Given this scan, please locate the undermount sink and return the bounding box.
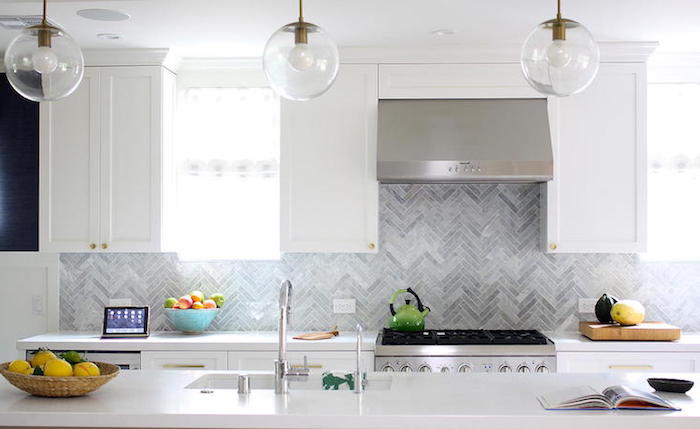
[185,372,392,391]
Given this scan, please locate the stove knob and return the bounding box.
[400,365,413,372]
[517,365,531,373]
[440,367,450,373]
[418,365,432,373]
[536,365,550,373]
[498,365,512,373]
[457,364,472,373]
[381,364,395,372]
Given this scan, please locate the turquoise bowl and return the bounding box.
[164,309,219,334]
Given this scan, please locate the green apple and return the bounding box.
[163,297,178,308]
[209,293,225,308]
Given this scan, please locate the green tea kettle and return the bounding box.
[388,288,430,332]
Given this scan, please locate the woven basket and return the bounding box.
[0,361,120,397]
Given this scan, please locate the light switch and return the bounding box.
[32,295,44,316]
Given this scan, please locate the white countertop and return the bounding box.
[19,331,700,354]
[1,370,698,429]
[548,332,700,352]
[17,331,378,352]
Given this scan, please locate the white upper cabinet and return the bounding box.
[40,66,175,252]
[543,63,647,253]
[280,64,379,253]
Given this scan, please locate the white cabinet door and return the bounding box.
[40,69,101,252]
[99,67,163,252]
[544,63,647,253]
[557,352,700,373]
[141,351,228,370]
[228,351,374,373]
[281,64,379,253]
[40,66,173,253]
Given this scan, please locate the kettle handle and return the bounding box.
[389,288,429,316]
[388,288,407,316]
[406,287,428,312]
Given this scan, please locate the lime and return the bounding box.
[61,350,84,364]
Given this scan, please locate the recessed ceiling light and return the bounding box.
[77,9,130,22]
[431,28,456,39]
[97,33,121,40]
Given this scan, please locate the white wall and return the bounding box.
[0,253,58,361]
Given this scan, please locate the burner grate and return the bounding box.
[381,328,549,346]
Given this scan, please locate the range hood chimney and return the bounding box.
[377,99,553,183]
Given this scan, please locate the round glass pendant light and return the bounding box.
[263,0,339,101]
[4,0,84,102]
[520,0,599,97]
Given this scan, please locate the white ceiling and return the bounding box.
[1,0,699,58]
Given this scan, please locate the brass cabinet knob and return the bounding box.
[101,243,108,250]
[89,243,96,250]
[368,243,376,250]
[549,243,557,250]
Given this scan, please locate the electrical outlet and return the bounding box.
[109,298,132,306]
[333,298,356,314]
[578,298,597,314]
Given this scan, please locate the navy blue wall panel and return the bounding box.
[0,74,39,251]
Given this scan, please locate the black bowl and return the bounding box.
[647,378,694,393]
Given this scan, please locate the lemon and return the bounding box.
[31,350,57,368]
[611,300,646,326]
[73,362,100,377]
[43,359,73,377]
[8,360,32,374]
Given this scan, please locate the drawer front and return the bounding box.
[228,351,374,373]
[557,352,700,373]
[141,351,228,370]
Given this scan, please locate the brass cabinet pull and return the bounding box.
[162,364,205,369]
[89,243,96,250]
[101,243,108,250]
[291,364,323,369]
[368,243,376,250]
[609,365,654,371]
[549,243,557,250]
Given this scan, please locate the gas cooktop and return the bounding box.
[380,329,550,346]
[374,329,556,373]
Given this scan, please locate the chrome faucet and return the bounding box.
[274,280,309,393]
[355,323,364,394]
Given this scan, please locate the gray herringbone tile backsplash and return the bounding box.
[60,184,700,332]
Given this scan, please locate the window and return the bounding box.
[172,84,280,260]
[645,83,700,260]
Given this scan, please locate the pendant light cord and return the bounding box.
[298,0,304,23]
[42,0,48,25]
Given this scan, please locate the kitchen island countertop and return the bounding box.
[0,370,698,429]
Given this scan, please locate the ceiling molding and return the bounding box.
[83,48,176,71]
[338,41,659,64]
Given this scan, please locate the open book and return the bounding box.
[538,385,680,411]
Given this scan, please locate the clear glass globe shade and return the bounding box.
[520,19,600,97]
[4,25,84,102]
[263,22,339,101]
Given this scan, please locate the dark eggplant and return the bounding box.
[595,293,618,323]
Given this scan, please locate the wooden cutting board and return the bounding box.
[579,321,681,341]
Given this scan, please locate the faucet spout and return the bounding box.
[275,280,293,394]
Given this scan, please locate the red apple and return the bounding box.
[202,299,216,309]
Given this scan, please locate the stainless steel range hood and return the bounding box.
[377,99,553,183]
